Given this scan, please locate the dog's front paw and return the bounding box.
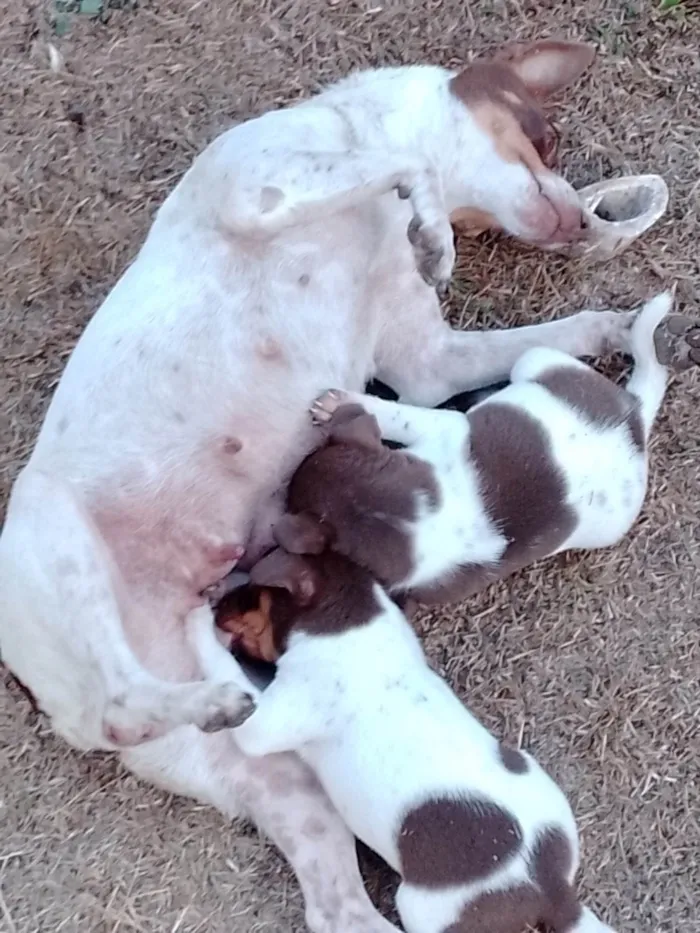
[310,389,347,425]
[407,214,455,299]
[198,685,257,733]
[654,315,700,372]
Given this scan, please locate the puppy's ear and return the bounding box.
[250,548,318,607]
[273,512,332,555]
[493,40,596,99]
[329,405,382,450]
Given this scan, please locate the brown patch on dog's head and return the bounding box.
[287,404,440,591]
[215,585,288,663]
[448,40,595,244]
[451,39,595,178]
[219,509,385,660]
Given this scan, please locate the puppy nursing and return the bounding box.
[211,523,614,933]
[300,292,672,605]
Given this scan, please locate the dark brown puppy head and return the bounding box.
[287,404,439,590]
[215,512,381,662]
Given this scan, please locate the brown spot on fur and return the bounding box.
[398,796,522,888]
[413,403,577,605]
[499,742,529,774]
[444,884,543,933]
[450,62,558,170]
[259,185,284,213]
[287,405,439,590]
[222,436,243,455]
[443,827,581,933]
[537,365,645,453]
[302,816,327,839]
[531,827,581,930]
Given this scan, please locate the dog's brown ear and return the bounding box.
[329,405,382,450]
[250,548,318,606]
[493,40,596,100]
[273,512,331,556]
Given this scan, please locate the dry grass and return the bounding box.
[1,1,699,931]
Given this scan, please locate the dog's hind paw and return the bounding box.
[654,315,700,371]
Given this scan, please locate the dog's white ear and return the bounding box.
[495,40,596,99]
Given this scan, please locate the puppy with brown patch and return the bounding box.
[301,293,675,604]
[193,517,617,933]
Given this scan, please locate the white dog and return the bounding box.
[192,524,617,933]
[2,38,697,931]
[291,292,674,604]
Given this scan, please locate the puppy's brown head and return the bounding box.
[288,404,439,590]
[216,512,381,661]
[447,38,595,246]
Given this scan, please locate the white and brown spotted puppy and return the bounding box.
[219,515,617,933]
[299,292,674,605]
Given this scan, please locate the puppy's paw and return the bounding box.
[310,389,347,425]
[407,213,455,298]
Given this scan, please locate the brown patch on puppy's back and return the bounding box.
[412,402,577,605]
[537,365,644,452]
[398,796,522,888]
[442,826,580,933]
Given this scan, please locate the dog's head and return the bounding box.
[288,404,438,590]
[215,511,380,661]
[447,38,595,248]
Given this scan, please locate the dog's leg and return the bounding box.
[4,469,256,748]
[122,732,398,933]
[234,678,326,757]
[238,753,399,933]
[377,296,641,406]
[312,389,465,447]
[222,151,454,291]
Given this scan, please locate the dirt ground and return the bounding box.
[1,1,699,931]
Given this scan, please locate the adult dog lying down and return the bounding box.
[2,38,699,933]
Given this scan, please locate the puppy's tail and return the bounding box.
[625,290,673,442]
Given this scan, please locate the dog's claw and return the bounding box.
[406,214,455,293]
[310,389,345,425]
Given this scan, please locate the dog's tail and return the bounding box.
[625,290,673,442]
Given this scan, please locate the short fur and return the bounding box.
[192,538,618,933]
[298,293,673,604]
[1,39,695,931]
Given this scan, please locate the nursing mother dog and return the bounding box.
[2,36,698,933]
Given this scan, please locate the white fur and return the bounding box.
[333,292,672,596]
[223,587,615,933]
[0,59,639,932]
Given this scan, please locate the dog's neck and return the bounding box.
[305,65,478,213]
